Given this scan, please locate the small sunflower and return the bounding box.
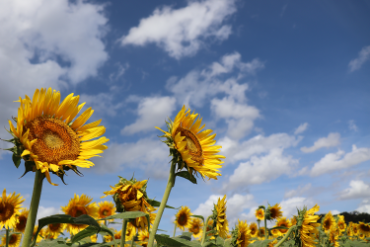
[61,194,98,235]
[358,222,370,237]
[290,215,297,226]
[329,225,339,247]
[7,88,109,186]
[346,222,353,237]
[45,223,65,239]
[206,218,214,236]
[97,201,116,222]
[276,217,292,235]
[337,216,346,233]
[33,225,45,243]
[175,206,192,231]
[299,204,320,247]
[270,227,280,238]
[156,106,225,180]
[213,195,229,238]
[138,230,150,247]
[1,233,22,247]
[14,207,29,233]
[188,218,203,239]
[268,204,283,220]
[248,222,258,238]
[255,208,264,221]
[322,212,335,233]
[267,239,278,247]
[235,220,251,247]
[257,227,265,240]
[351,223,359,236]
[0,188,25,230]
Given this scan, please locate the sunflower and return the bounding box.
[7,88,109,186]
[0,189,25,230]
[299,204,320,247]
[346,222,353,237]
[1,233,22,247]
[206,218,214,236]
[61,194,98,235]
[174,206,192,231]
[138,230,150,247]
[188,218,203,239]
[214,195,229,238]
[358,222,370,237]
[248,222,258,238]
[255,208,264,221]
[14,207,28,233]
[268,204,283,220]
[156,106,225,180]
[270,227,280,238]
[329,225,339,247]
[351,223,359,236]
[322,212,335,233]
[337,216,346,234]
[290,216,297,226]
[114,222,136,242]
[267,239,278,247]
[33,225,45,243]
[97,201,116,223]
[235,220,251,247]
[257,227,266,240]
[90,234,98,243]
[276,217,292,235]
[45,223,65,239]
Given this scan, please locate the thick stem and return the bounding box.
[120,219,127,247]
[21,170,44,247]
[200,215,212,246]
[173,223,177,237]
[147,162,176,247]
[6,228,9,247]
[274,226,296,247]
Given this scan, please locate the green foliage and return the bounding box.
[155,234,202,247]
[147,198,177,209]
[249,239,273,247]
[175,171,197,184]
[71,225,113,244]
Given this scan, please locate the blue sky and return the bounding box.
[0,0,370,235]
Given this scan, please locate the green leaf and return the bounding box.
[12,153,21,168]
[71,225,114,243]
[269,226,289,230]
[175,171,197,184]
[191,215,205,222]
[249,239,273,247]
[147,198,177,209]
[223,238,232,247]
[215,236,224,246]
[99,211,150,232]
[155,234,202,247]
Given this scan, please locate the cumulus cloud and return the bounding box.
[37,206,63,221]
[121,96,176,135]
[80,92,125,118]
[121,0,236,59]
[284,183,311,198]
[301,133,340,153]
[348,45,370,72]
[280,197,315,218]
[357,199,370,214]
[338,180,370,200]
[221,148,299,192]
[294,122,308,135]
[310,145,370,176]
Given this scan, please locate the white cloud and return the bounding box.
[348,45,370,72]
[121,96,176,135]
[338,180,370,200]
[331,210,340,215]
[284,183,311,198]
[37,206,63,221]
[357,199,370,214]
[91,138,170,179]
[121,0,236,59]
[109,63,129,81]
[348,120,358,132]
[294,122,308,135]
[280,197,314,218]
[80,92,125,118]
[301,133,340,153]
[221,148,299,192]
[310,145,370,176]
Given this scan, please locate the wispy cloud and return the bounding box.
[348,45,370,72]
[294,122,308,135]
[348,120,358,132]
[301,133,340,153]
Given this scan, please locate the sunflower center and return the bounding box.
[250,226,256,235]
[9,234,17,244]
[178,213,188,226]
[177,127,203,163]
[16,215,27,231]
[0,202,15,222]
[102,209,109,216]
[324,220,331,229]
[25,117,80,165]
[70,206,87,218]
[49,223,61,231]
[278,222,288,233]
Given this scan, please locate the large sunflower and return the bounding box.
[276,217,292,235]
[268,204,283,220]
[174,206,192,231]
[8,88,109,186]
[45,223,65,239]
[299,204,320,247]
[236,220,251,247]
[214,195,229,238]
[1,233,22,247]
[358,222,370,237]
[61,194,98,235]
[322,212,335,233]
[188,218,203,239]
[255,208,264,221]
[14,207,29,233]
[97,201,116,223]
[0,189,25,230]
[248,222,258,238]
[156,106,225,180]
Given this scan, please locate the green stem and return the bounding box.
[130,233,137,247]
[264,212,268,240]
[6,228,9,247]
[21,170,44,247]
[120,219,127,247]
[274,226,296,247]
[201,215,212,246]
[173,223,177,237]
[147,162,176,247]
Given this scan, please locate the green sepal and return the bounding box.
[175,171,197,184]
[147,198,177,209]
[19,161,35,178]
[12,152,22,168]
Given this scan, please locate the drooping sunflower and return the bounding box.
[299,204,320,247]
[268,204,283,220]
[97,201,116,223]
[156,106,225,180]
[14,207,29,233]
[358,221,370,237]
[322,212,335,233]
[248,222,258,238]
[188,218,203,239]
[44,223,65,239]
[276,217,292,235]
[0,188,25,230]
[1,233,22,247]
[214,195,229,238]
[255,208,264,221]
[175,206,192,231]
[61,194,98,235]
[138,230,150,247]
[7,88,109,186]
[235,220,251,247]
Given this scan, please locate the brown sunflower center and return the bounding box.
[0,202,15,222]
[16,215,27,231]
[178,213,188,226]
[102,209,109,216]
[324,219,331,229]
[278,222,288,233]
[250,226,257,235]
[70,206,87,217]
[49,223,61,232]
[25,117,80,164]
[177,127,203,163]
[9,234,17,244]
[338,222,345,229]
[270,208,279,218]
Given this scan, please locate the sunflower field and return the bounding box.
[0,88,369,247]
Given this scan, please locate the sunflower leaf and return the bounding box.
[269,226,289,230]
[191,215,205,222]
[248,239,273,247]
[72,225,114,244]
[175,171,197,184]
[155,234,202,247]
[99,211,150,232]
[12,152,21,168]
[147,198,177,209]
